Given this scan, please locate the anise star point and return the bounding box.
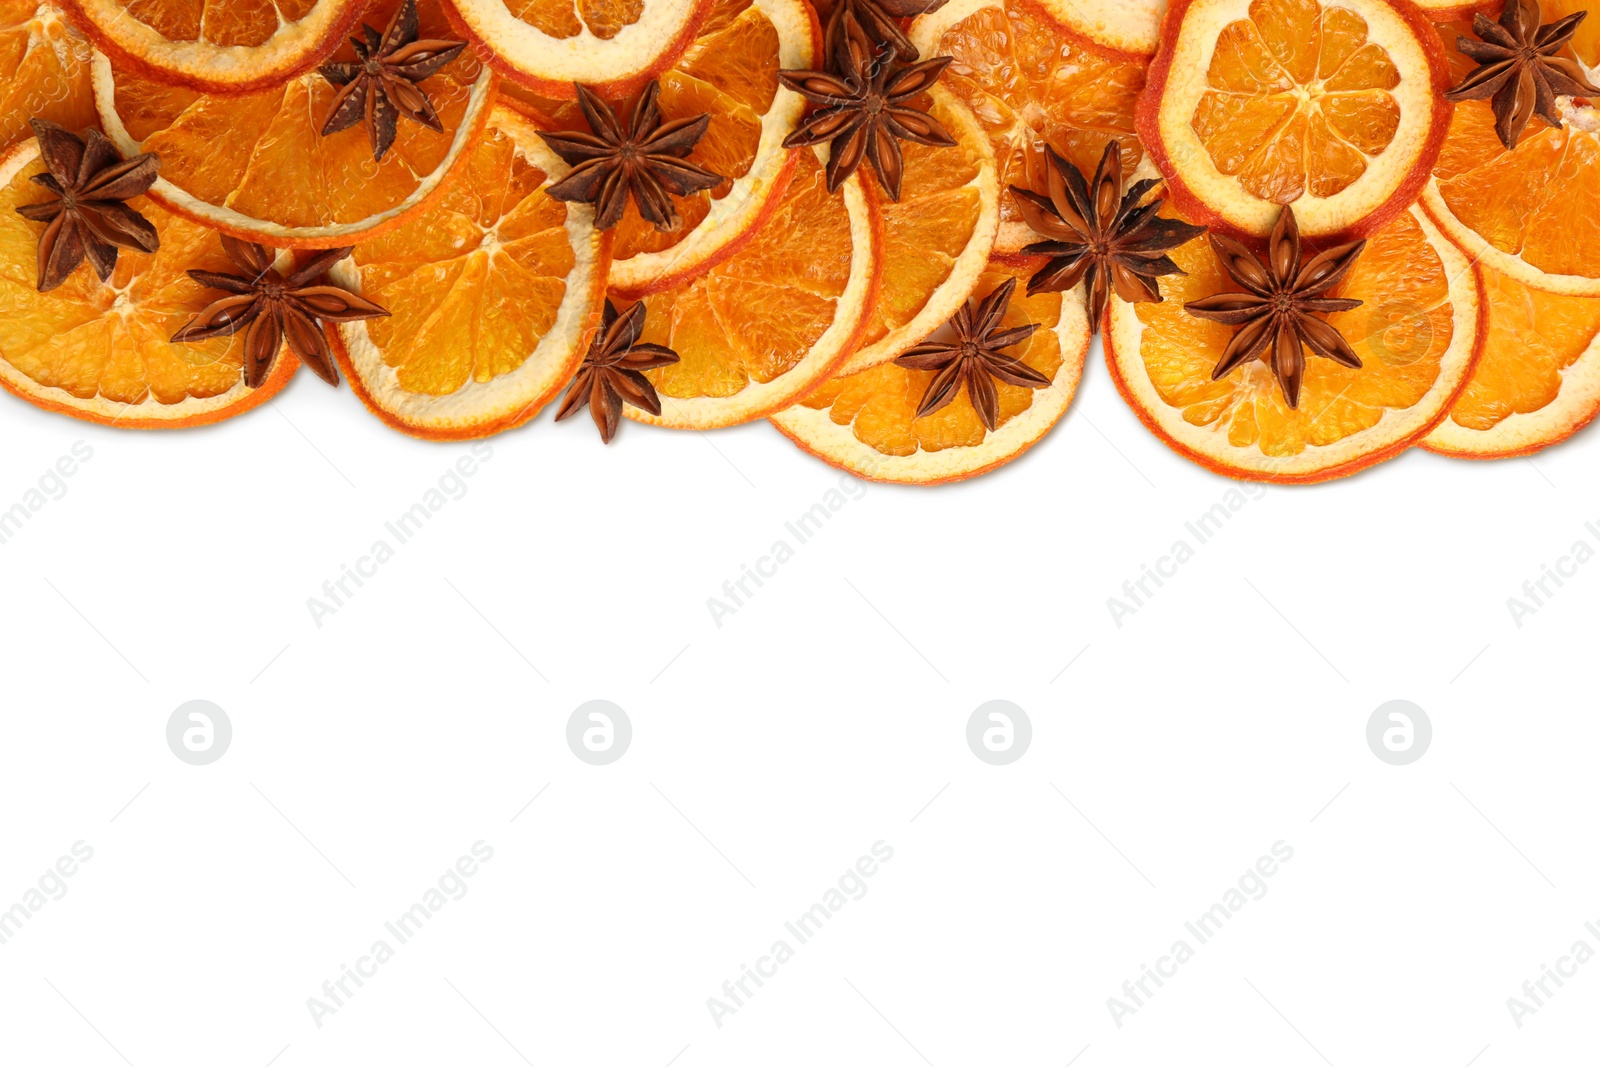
[779,15,955,201]
[1445,0,1600,151]
[16,119,160,292]
[318,0,467,163]
[1009,139,1207,331]
[538,82,725,233]
[893,276,1050,431]
[171,236,389,388]
[1184,206,1366,410]
[555,299,681,443]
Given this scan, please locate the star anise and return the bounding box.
[16,119,159,292]
[820,0,947,65]
[1010,140,1206,332]
[171,237,389,388]
[779,15,954,200]
[1184,206,1365,409]
[538,82,724,233]
[893,277,1049,430]
[1445,0,1600,151]
[554,299,681,442]
[318,0,466,162]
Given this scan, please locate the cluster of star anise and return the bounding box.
[778,0,956,200]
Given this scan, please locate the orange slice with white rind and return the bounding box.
[442,0,714,98]
[1036,0,1165,56]
[1105,201,1484,482]
[91,0,495,248]
[1420,14,1600,296]
[622,146,880,429]
[58,0,363,93]
[836,84,997,375]
[909,0,1148,255]
[327,105,609,440]
[1137,0,1452,240]
[771,259,1090,484]
[501,0,815,295]
[1422,265,1600,458]
[1,0,96,151]
[0,137,296,427]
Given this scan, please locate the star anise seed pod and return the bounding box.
[1445,0,1600,151]
[539,82,725,233]
[1184,206,1366,410]
[779,15,955,200]
[318,0,467,162]
[16,119,160,292]
[1010,139,1207,331]
[554,299,680,442]
[893,276,1050,430]
[171,237,390,388]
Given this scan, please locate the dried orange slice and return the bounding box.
[1036,0,1165,56]
[501,0,816,295]
[59,0,362,92]
[1105,201,1484,482]
[837,85,997,374]
[91,0,494,248]
[1,0,96,151]
[443,0,715,98]
[772,258,1089,483]
[327,105,610,439]
[621,146,880,429]
[0,136,295,426]
[909,0,1148,255]
[1421,13,1600,296]
[1138,0,1452,239]
[1422,265,1600,458]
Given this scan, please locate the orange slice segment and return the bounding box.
[59,0,362,92]
[910,0,1148,254]
[328,105,610,439]
[837,84,997,374]
[1422,264,1600,458]
[0,0,95,151]
[1105,199,1484,482]
[91,0,495,248]
[1421,16,1600,296]
[0,137,295,427]
[621,145,880,429]
[772,258,1090,484]
[1138,0,1451,239]
[442,0,715,97]
[501,0,815,295]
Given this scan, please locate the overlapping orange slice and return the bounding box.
[1423,266,1600,457]
[0,135,295,426]
[502,0,816,294]
[621,145,880,429]
[328,105,610,439]
[1421,11,1600,296]
[909,0,1148,254]
[61,0,363,92]
[0,0,96,151]
[772,258,1090,483]
[1138,0,1452,239]
[1105,200,1484,482]
[443,0,715,97]
[91,0,494,248]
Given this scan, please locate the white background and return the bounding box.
[0,334,1596,1067]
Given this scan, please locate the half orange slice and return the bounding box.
[772,258,1090,483]
[0,136,295,426]
[1105,200,1484,482]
